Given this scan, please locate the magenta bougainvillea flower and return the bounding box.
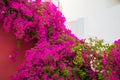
[1,0,120,80]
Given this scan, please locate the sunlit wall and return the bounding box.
[61,0,120,43]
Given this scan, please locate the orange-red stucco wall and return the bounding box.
[0,21,33,80]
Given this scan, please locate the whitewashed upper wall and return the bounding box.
[61,0,120,43]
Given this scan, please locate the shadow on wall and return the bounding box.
[65,18,85,39]
[106,0,120,7]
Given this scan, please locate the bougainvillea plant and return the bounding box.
[0,0,120,80]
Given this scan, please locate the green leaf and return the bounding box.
[98,73,105,80]
[17,39,21,50]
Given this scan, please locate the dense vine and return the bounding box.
[0,0,120,80]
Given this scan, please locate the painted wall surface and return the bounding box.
[65,18,84,39]
[0,22,33,80]
[61,0,120,43]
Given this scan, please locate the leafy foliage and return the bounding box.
[0,0,120,80]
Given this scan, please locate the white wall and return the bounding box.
[61,0,120,43]
[65,18,84,39]
[52,0,59,6]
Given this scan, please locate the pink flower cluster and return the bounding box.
[1,0,120,80]
[0,0,81,80]
[70,38,120,80]
[103,39,120,80]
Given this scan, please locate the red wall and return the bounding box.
[0,22,33,80]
